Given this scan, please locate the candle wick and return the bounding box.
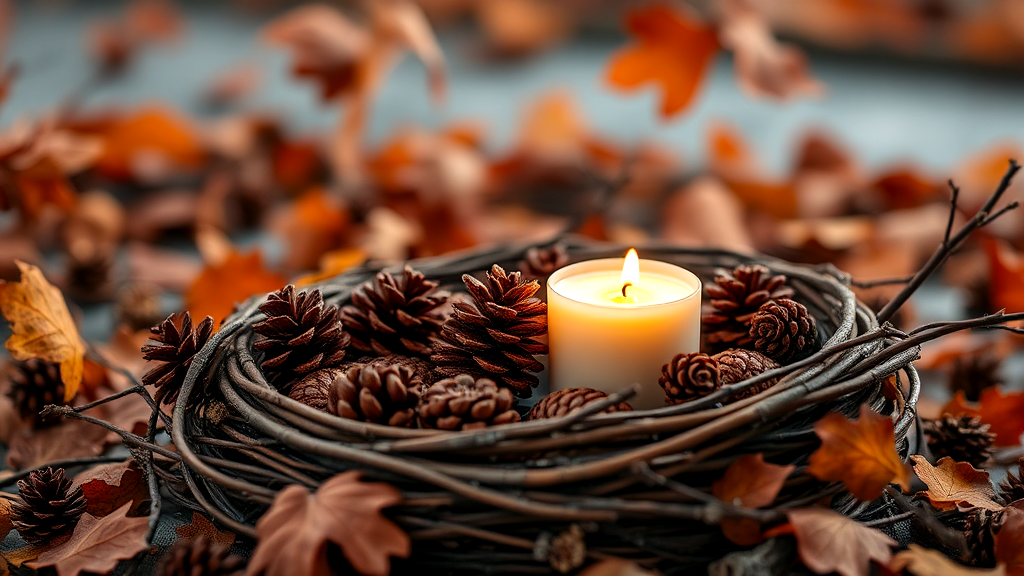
[621,282,632,298]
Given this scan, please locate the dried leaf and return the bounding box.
[576,559,658,576]
[369,0,447,104]
[707,122,798,219]
[271,188,351,272]
[5,418,107,471]
[247,471,409,576]
[203,62,261,108]
[125,0,183,44]
[986,238,1024,314]
[294,248,367,288]
[0,498,11,542]
[74,460,150,518]
[661,177,754,252]
[890,544,1003,576]
[127,242,202,292]
[943,387,1024,447]
[807,404,911,500]
[0,389,20,446]
[0,261,84,402]
[605,2,720,118]
[786,507,897,576]
[995,507,1024,576]
[184,249,287,325]
[176,512,236,549]
[910,456,1001,512]
[27,503,149,576]
[712,453,794,545]
[476,0,572,58]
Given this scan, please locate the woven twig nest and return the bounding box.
[164,237,919,574]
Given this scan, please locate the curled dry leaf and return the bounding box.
[0,261,84,402]
[176,512,236,549]
[807,404,911,501]
[711,452,795,545]
[943,387,1024,447]
[73,459,150,518]
[184,248,287,325]
[890,544,1004,576]
[26,503,149,576]
[784,507,897,576]
[247,471,409,576]
[910,456,1001,512]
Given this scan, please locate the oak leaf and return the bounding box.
[807,403,911,500]
[26,503,149,576]
[785,507,897,576]
[184,249,287,325]
[176,512,236,549]
[605,2,720,118]
[910,456,1001,512]
[712,453,795,545]
[890,544,1004,576]
[943,387,1024,447]
[74,460,150,518]
[0,261,84,402]
[995,507,1024,576]
[247,471,409,576]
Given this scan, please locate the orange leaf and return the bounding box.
[787,507,896,576]
[889,544,1002,576]
[176,512,236,549]
[476,0,572,58]
[248,471,410,576]
[712,453,794,545]
[81,105,205,181]
[0,499,11,542]
[273,188,351,272]
[184,249,287,325]
[577,559,658,576]
[986,238,1024,314]
[943,387,1024,447]
[73,460,150,518]
[605,2,719,118]
[807,404,911,500]
[26,503,149,576]
[294,248,367,288]
[910,456,1001,512]
[996,507,1024,576]
[0,261,84,402]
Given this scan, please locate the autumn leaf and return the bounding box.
[294,248,367,288]
[184,249,287,324]
[271,187,351,272]
[807,404,911,500]
[74,460,150,518]
[26,503,149,576]
[712,453,795,545]
[576,558,658,576]
[943,387,1024,447]
[785,507,897,576]
[605,2,720,118]
[476,0,572,58]
[986,238,1024,315]
[0,261,84,402]
[890,544,1004,576]
[5,418,107,471]
[247,471,409,576]
[176,512,236,549]
[0,498,11,542]
[995,507,1024,576]
[910,456,1001,512]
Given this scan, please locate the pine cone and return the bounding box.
[418,375,521,430]
[432,265,548,397]
[749,298,817,363]
[660,353,720,404]
[716,348,781,400]
[7,359,67,426]
[962,507,1004,567]
[288,367,343,411]
[329,364,422,427]
[115,282,164,332]
[999,457,1024,505]
[66,248,113,302]
[341,266,448,358]
[948,353,1002,403]
[702,264,794,353]
[545,525,586,574]
[362,354,434,388]
[157,537,245,576]
[519,244,569,279]
[526,388,633,420]
[11,467,88,545]
[923,414,995,468]
[142,312,215,405]
[253,285,350,389]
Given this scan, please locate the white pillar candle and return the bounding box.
[546,249,702,410]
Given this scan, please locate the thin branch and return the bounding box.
[0,455,127,488]
[850,275,914,289]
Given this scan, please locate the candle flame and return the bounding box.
[621,248,639,296]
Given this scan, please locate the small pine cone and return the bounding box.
[526,388,633,420]
[544,524,586,574]
[253,285,350,389]
[702,264,794,353]
[66,248,113,302]
[288,367,343,411]
[749,298,817,363]
[948,353,1002,403]
[418,375,521,431]
[115,282,164,332]
[659,353,720,404]
[519,244,569,279]
[923,414,995,468]
[11,467,88,545]
[361,354,435,390]
[715,348,781,400]
[432,265,548,397]
[142,312,215,405]
[999,457,1024,505]
[962,507,1004,567]
[157,537,245,576]
[340,266,449,358]
[329,364,422,427]
[7,359,67,426]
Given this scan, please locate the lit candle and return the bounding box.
[546,249,702,410]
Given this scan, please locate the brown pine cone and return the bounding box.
[948,353,1002,403]
[432,265,547,397]
[142,312,215,405]
[702,264,793,353]
[999,457,1024,505]
[716,348,781,400]
[341,266,449,358]
[253,285,350,389]
[526,388,633,420]
[418,375,521,430]
[7,359,67,426]
[287,367,343,411]
[545,524,586,574]
[923,414,995,468]
[329,364,422,427]
[660,352,720,404]
[749,298,817,363]
[65,247,114,302]
[115,282,165,332]
[962,507,1004,567]
[11,467,88,545]
[519,244,569,279]
[362,354,434,388]
[157,537,245,576]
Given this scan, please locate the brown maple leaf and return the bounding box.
[890,544,1003,576]
[73,460,151,518]
[943,387,1024,447]
[910,456,1001,512]
[807,404,911,501]
[184,249,287,325]
[783,507,897,576]
[247,471,409,576]
[711,452,795,545]
[605,2,720,118]
[26,503,149,576]
[0,261,84,402]
[176,512,236,549]
[995,507,1024,576]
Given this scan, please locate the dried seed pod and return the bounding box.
[749,297,817,363]
[328,364,422,427]
[659,352,720,405]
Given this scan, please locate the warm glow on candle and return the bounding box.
[621,248,639,297]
